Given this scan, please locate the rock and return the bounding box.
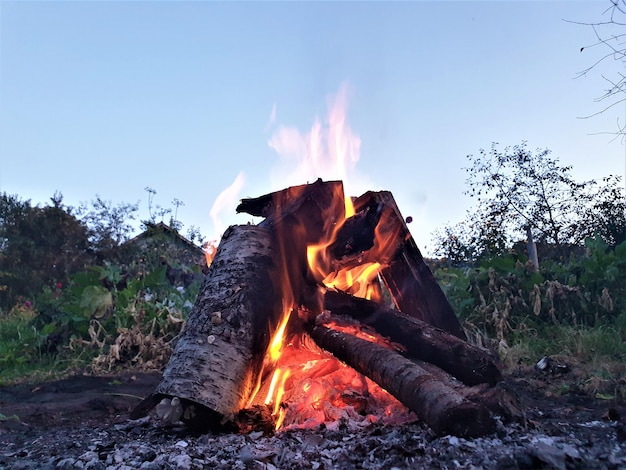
[170,453,192,469]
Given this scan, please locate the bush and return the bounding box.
[434,237,626,343]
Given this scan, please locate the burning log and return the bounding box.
[329,190,467,340]
[237,178,347,311]
[307,324,497,438]
[323,289,502,386]
[132,225,285,431]
[134,180,521,438]
[237,178,346,245]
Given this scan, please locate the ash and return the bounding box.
[1,372,625,469]
[2,416,625,470]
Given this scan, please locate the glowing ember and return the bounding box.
[245,185,412,431]
[249,329,414,431]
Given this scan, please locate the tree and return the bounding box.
[0,192,94,309]
[77,195,139,263]
[568,0,626,138]
[432,142,626,263]
[578,175,626,245]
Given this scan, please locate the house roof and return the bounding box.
[125,222,205,256]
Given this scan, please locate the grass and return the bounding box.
[498,313,626,400]
[2,294,625,403]
[0,308,91,386]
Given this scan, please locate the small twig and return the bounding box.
[102,392,146,400]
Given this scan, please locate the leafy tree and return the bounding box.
[0,192,94,309]
[77,195,139,263]
[577,175,626,246]
[433,142,625,262]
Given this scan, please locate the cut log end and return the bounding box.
[154,334,258,417]
[437,402,497,438]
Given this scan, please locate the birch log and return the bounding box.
[132,225,284,431]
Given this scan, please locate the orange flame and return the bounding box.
[267,82,362,191]
[322,262,381,300]
[202,240,218,267]
[268,308,291,363]
[242,85,416,431]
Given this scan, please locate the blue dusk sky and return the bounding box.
[1,1,624,255]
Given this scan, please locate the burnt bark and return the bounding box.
[417,361,525,425]
[307,324,497,438]
[332,190,467,340]
[132,225,284,431]
[236,178,346,246]
[324,289,502,386]
[237,178,347,311]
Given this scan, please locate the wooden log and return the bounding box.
[327,198,383,265]
[307,324,497,437]
[351,191,467,340]
[323,289,502,386]
[417,360,525,425]
[131,225,284,431]
[236,178,346,245]
[237,178,347,312]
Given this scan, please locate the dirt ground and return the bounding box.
[1,366,625,469]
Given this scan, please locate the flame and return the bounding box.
[241,84,417,432]
[263,368,290,430]
[202,240,218,267]
[345,196,355,219]
[369,207,405,265]
[246,297,295,429]
[268,308,291,363]
[268,82,363,196]
[209,172,246,241]
[322,262,381,300]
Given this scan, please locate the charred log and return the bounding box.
[132,225,284,431]
[327,198,384,263]
[416,361,525,425]
[236,178,346,245]
[307,324,497,438]
[237,178,348,311]
[354,191,465,339]
[324,289,502,386]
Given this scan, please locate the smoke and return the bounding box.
[209,171,246,240]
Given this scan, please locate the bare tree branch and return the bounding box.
[566,1,626,136]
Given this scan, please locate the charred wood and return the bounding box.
[307,324,497,438]
[417,361,525,425]
[323,289,502,386]
[236,178,346,246]
[351,191,467,340]
[327,197,384,264]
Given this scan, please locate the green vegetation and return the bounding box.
[432,237,626,400]
[430,142,626,399]
[1,147,625,403]
[0,190,205,385]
